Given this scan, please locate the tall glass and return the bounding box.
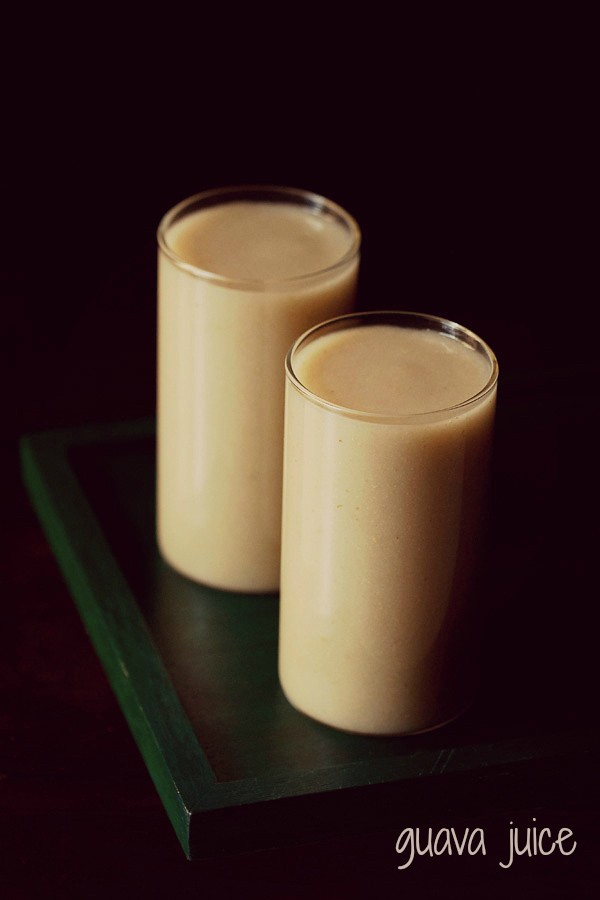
[279,311,499,735]
[157,186,360,592]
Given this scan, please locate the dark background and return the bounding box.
[2,11,598,898]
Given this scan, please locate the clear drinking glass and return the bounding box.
[156,186,360,592]
[279,310,499,735]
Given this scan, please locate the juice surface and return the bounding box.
[294,324,492,415]
[166,201,353,281]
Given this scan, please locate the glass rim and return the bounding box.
[157,184,361,290]
[285,310,499,423]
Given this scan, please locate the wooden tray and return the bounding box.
[19,414,599,859]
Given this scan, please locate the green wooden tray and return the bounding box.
[19,417,599,859]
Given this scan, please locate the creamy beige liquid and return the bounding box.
[279,321,497,735]
[157,197,359,592]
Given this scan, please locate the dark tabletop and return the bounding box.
[2,21,599,898]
